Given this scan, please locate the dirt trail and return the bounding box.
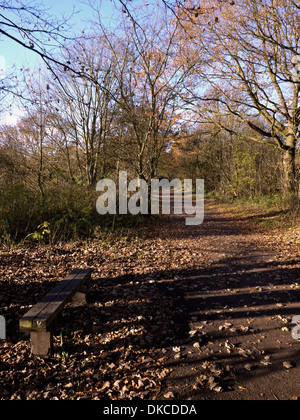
[158,201,300,400]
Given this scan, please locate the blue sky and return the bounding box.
[0,0,161,123]
[1,0,161,73]
[0,0,122,122]
[0,0,118,71]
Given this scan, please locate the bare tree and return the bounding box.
[45,37,119,187]
[0,1,77,99]
[177,0,300,198]
[0,0,112,113]
[97,4,194,182]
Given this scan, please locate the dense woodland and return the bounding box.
[1,0,300,243]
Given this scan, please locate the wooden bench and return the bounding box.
[19,268,92,356]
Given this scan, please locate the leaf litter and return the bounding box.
[0,216,210,400]
[1,204,300,400]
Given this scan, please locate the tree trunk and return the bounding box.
[282,128,297,199]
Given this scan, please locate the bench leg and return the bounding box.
[30,331,53,356]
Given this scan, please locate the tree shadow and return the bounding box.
[2,201,300,399]
[51,251,300,398]
[1,248,300,400]
[240,209,290,221]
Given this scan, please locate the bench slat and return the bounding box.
[39,270,83,301]
[32,271,91,331]
[19,269,91,332]
[19,270,80,331]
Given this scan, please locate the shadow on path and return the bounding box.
[151,204,300,400]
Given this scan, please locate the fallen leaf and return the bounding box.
[164,391,175,399]
[283,361,294,370]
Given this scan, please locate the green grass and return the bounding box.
[210,192,300,230]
